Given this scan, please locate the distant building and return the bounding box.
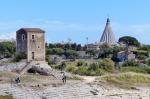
[119,42,137,50]
[86,43,100,50]
[16,28,45,62]
[117,51,136,62]
[100,18,116,46]
[77,51,86,58]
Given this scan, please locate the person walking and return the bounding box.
[15,76,20,83]
[62,72,67,83]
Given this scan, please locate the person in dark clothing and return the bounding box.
[60,62,66,71]
[62,73,67,83]
[15,77,20,83]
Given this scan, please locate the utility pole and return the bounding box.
[86,37,88,50]
[68,38,71,49]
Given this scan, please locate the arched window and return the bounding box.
[32,35,35,40]
[22,34,25,40]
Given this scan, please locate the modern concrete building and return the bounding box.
[100,18,116,45]
[16,28,45,62]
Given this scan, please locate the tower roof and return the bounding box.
[17,28,45,33]
[100,18,116,45]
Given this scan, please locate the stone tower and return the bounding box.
[100,18,116,45]
[16,28,45,62]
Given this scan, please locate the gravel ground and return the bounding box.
[0,78,150,99]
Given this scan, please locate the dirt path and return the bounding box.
[82,76,96,83]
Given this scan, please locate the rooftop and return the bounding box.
[17,28,45,33]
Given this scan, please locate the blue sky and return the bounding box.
[0,0,150,45]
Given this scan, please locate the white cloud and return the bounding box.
[0,32,16,40]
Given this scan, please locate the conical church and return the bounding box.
[100,18,116,45]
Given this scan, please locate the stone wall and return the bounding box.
[27,32,45,61]
[16,28,45,62]
[16,30,27,54]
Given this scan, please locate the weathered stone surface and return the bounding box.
[0,80,150,99]
[16,28,45,62]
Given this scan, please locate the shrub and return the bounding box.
[143,59,150,66]
[75,66,88,75]
[77,61,85,66]
[87,70,96,76]
[59,62,67,70]
[64,49,78,59]
[13,53,27,62]
[121,67,150,74]
[65,65,78,73]
[122,60,139,67]
[137,53,148,60]
[101,72,150,89]
[99,58,115,72]
[46,48,64,55]
[88,63,99,71]
[103,73,150,84]
[46,55,53,65]
[95,68,105,76]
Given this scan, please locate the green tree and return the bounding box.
[71,43,77,50]
[48,43,55,48]
[98,48,113,59]
[46,48,64,55]
[0,41,16,58]
[98,43,113,59]
[64,49,78,59]
[119,36,140,46]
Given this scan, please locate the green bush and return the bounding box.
[65,64,78,73]
[46,48,64,55]
[13,53,27,62]
[121,66,150,74]
[99,58,115,72]
[87,70,96,76]
[59,59,113,76]
[88,63,99,71]
[58,62,67,70]
[122,60,139,67]
[95,68,105,76]
[137,54,147,60]
[64,49,78,59]
[77,61,85,66]
[75,66,88,75]
[143,59,150,66]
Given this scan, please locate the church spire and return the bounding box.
[100,18,116,45]
[107,18,110,23]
